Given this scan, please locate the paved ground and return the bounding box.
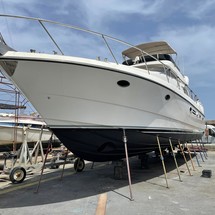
[0,150,214,215]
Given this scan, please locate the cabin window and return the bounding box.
[165,95,170,100]
[117,80,130,87]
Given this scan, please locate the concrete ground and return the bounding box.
[0,149,215,215]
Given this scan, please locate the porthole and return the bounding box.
[165,94,170,100]
[117,80,130,87]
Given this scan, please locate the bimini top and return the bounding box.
[122,41,177,60]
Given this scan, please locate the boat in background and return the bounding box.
[0,15,205,161]
[0,113,59,152]
[202,124,215,143]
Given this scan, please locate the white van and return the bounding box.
[202,124,215,143]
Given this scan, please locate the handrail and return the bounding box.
[0,14,140,59]
[0,14,200,105]
[0,14,172,69]
[38,20,64,56]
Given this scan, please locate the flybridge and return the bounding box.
[122,41,177,59]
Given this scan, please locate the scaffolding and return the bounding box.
[0,70,28,151]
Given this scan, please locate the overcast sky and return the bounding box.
[0,0,214,120]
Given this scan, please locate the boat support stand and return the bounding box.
[185,143,196,171]
[18,127,32,165]
[156,135,169,188]
[191,143,201,167]
[169,138,182,182]
[178,141,192,176]
[27,125,45,164]
[123,129,134,201]
[198,140,208,159]
[17,125,45,165]
[35,134,53,193]
[202,140,208,158]
[60,148,69,180]
[196,141,205,162]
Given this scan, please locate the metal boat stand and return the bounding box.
[178,141,192,176]
[196,141,204,162]
[198,139,208,159]
[18,126,33,165]
[0,126,49,184]
[185,143,196,171]
[35,134,53,193]
[169,138,182,182]
[27,125,45,164]
[122,129,134,201]
[156,135,169,188]
[201,142,208,159]
[35,139,86,193]
[60,148,69,180]
[203,140,208,158]
[191,143,201,167]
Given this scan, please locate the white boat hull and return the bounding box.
[3,57,204,129]
[0,55,204,160]
[0,125,52,145]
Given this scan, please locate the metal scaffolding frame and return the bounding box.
[0,70,28,151]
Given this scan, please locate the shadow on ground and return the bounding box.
[0,153,196,208]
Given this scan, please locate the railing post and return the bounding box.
[102,35,118,64]
[38,20,64,55]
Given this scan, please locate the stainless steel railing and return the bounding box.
[0,14,200,104]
